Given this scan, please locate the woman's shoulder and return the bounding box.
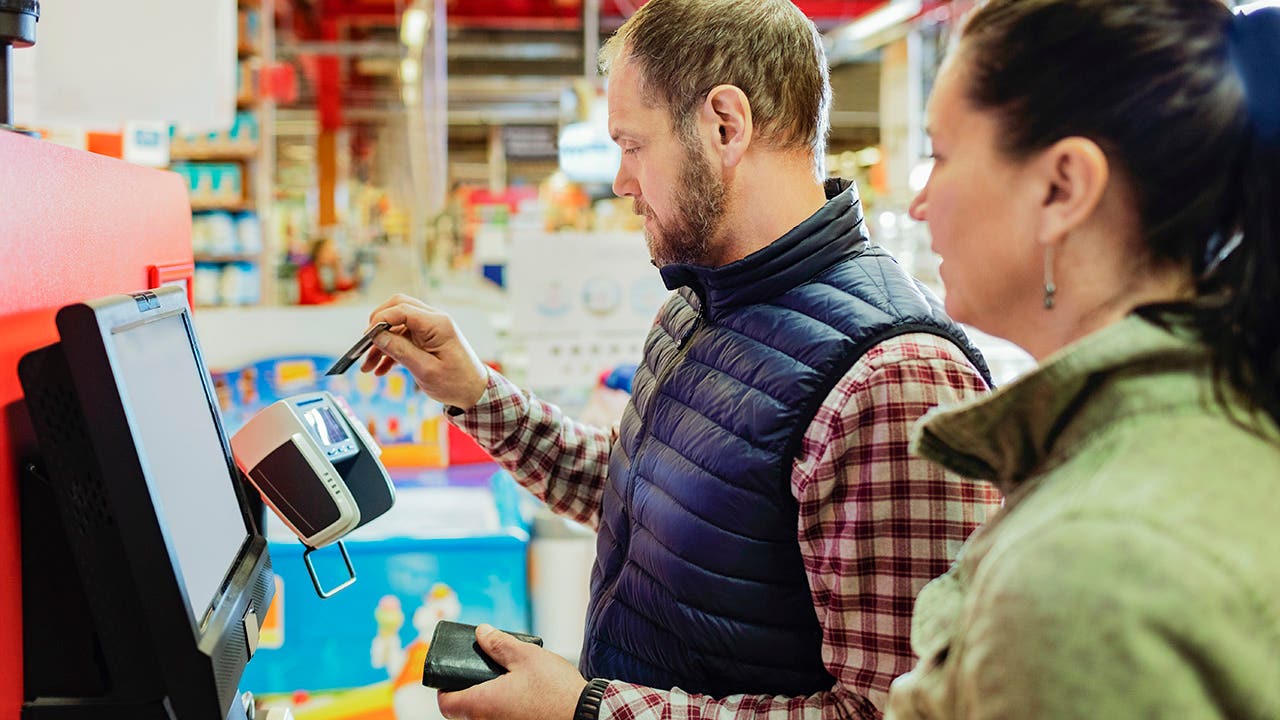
[955,506,1280,717]
[971,411,1280,622]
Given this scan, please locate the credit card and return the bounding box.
[325,322,391,375]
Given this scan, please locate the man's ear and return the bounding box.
[702,84,752,169]
[1034,136,1110,247]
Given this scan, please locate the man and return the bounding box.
[361,1,1000,718]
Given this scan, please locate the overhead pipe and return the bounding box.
[583,0,601,77]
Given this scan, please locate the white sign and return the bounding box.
[508,231,670,395]
[558,120,621,185]
[123,121,172,167]
[34,0,237,131]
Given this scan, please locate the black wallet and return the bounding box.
[421,620,543,692]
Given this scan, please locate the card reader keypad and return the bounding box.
[325,441,357,459]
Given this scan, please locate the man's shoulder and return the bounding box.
[839,332,991,398]
[858,332,983,370]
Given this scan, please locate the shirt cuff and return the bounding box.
[443,367,506,425]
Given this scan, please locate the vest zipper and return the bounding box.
[588,307,705,634]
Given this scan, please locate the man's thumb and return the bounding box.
[372,329,415,365]
[476,624,525,670]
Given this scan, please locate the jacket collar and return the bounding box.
[911,316,1245,497]
[658,178,869,320]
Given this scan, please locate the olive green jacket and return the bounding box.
[886,316,1280,719]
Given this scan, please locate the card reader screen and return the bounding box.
[304,405,350,446]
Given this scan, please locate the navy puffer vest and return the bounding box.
[579,179,991,697]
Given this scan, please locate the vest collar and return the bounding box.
[658,178,868,320]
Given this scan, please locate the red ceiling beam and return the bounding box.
[295,0,886,26]
[440,2,886,30]
[444,0,885,21]
[317,0,344,130]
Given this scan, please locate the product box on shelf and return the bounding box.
[194,259,259,306]
[236,211,263,254]
[193,210,262,258]
[239,5,262,53]
[173,162,245,208]
[211,163,245,204]
[192,211,238,256]
[171,111,260,157]
[218,262,261,305]
[238,57,260,107]
[194,263,226,306]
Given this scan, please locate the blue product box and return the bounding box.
[239,464,532,697]
[194,262,224,306]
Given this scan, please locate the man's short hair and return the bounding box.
[600,0,832,173]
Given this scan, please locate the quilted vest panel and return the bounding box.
[579,180,990,697]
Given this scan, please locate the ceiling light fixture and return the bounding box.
[825,0,923,61]
[834,0,922,43]
[400,58,420,84]
[400,7,429,50]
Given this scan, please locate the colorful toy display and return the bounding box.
[242,467,531,719]
[212,354,447,467]
[212,354,524,720]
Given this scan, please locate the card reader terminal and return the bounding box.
[232,391,395,597]
[232,391,394,544]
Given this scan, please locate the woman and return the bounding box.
[297,236,360,305]
[888,1,1280,717]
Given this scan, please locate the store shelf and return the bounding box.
[171,147,259,162]
[194,254,260,263]
[179,0,275,309]
[191,200,253,213]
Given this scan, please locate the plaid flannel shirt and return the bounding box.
[452,332,1000,720]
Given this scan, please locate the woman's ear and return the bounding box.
[702,84,752,169]
[1035,136,1110,246]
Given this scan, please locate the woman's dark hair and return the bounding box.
[959,0,1280,427]
[308,236,333,262]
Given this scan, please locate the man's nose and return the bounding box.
[613,163,636,199]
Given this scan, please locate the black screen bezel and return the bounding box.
[54,286,268,719]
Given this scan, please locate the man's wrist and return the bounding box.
[445,367,494,416]
[574,678,610,720]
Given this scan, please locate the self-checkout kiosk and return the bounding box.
[18,288,283,720]
[1,8,394,715]
[17,287,396,719]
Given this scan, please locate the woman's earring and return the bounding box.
[1043,245,1057,310]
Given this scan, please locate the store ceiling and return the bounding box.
[275,0,887,110]
[273,0,889,179]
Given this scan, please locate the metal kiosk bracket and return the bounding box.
[0,0,38,130]
[302,539,357,599]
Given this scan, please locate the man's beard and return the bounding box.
[637,137,728,267]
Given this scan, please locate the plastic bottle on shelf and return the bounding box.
[235,212,262,254]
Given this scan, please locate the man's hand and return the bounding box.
[361,294,489,410]
[436,624,588,720]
